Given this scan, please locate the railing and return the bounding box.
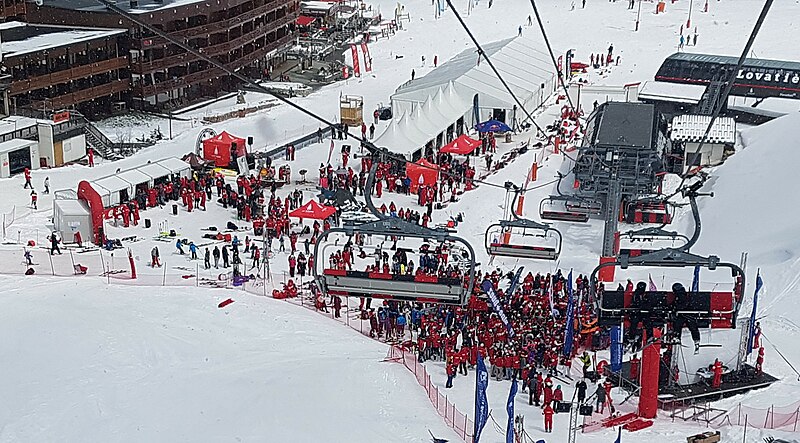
[714,401,800,431]
[10,57,129,95]
[25,79,130,110]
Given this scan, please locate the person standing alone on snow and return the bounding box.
[49,233,62,255]
[151,246,161,267]
[30,190,37,209]
[518,25,523,36]
[43,177,50,194]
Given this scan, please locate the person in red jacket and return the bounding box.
[712,359,723,388]
[543,383,553,407]
[445,356,457,388]
[542,403,554,432]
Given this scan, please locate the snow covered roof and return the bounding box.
[671,115,737,144]
[0,22,126,59]
[39,0,210,14]
[93,175,132,195]
[638,81,706,105]
[0,138,35,154]
[54,199,91,217]
[156,157,191,175]
[0,116,38,137]
[392,36,555,110]
[117,168,151,187]
[137,162,172,179]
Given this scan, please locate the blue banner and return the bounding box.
[506,267,525,302]
[482,279,515,338]
[506,378,517,443]
[610,325,622,373]
[562,270,576,358]
[747,270,763,357]
[614,426,622,443]
[691,265,700,292]
[474,353,489,443]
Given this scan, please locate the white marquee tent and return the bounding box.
[391,36,557,125]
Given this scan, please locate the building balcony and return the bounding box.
[26,78,130,110]
[9,56,129,96]
[132,12,294,75]
[135,33,293,98]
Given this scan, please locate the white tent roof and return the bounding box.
[639,81,706,105]
[423,88,453,130]
[671,115,737,144]
[54,199,91,216]
[399,111,433,149]
[93,175,132,194]
[156,157,191,175]
[392,36,555,110]
[374,114,421,157]
[138,162,172,179]
[117,169,150,187]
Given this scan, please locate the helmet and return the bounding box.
[636,281,647,290]
[672,282,686,294]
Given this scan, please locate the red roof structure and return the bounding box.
[289,200,336,220]
[406,158,439,193]
[296,15,316,26]
[202,131,247,167]
[440,134,482,155]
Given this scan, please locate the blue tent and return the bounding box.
[475,119,511,133]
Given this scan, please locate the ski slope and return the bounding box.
[0,0,799,441]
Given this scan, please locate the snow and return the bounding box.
[638,80,706,104]
[0,24,125,59]
[1,0,800,441]
[0,138,35,154]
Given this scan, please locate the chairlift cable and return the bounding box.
[93,0,523,193]
[528,0,576,114]
[443,0,547,137]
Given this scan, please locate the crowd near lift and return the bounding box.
[615,227,690,259]
[621,197,673,225]
[313,152,477,305]
[485,186,563,261]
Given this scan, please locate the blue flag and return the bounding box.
[563,270,575,358]
[473,353,489,443]
[614,426,622,443]
[506,378,517,443]
[691,265,700,292]
[747,270,763,357]
[482,279,515,337]
[610,325,622,373]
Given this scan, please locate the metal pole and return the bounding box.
[163,260,167,285]
[48,249,55,275]
[687,0,694,28]
[635,0,642,31]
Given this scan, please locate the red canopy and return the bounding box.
[202,131,247,167]
[406,158,439,193]
[440,134,482,155]
[296,15,316,26]
[289,200,336,220]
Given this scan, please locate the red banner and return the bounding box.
[351,45,361,77]
[361,42,372,73]
[557,55,563,74]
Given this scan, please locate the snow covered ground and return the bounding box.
[1,0,800,441]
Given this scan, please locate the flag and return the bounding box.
[361,42,372,72]
[691,265,700,292]
[563,270,576,358]
[327,140,335,164]
[610,325,622,373]
[482,279,515,337]
[505,378,517,443]
[473,353,489,443]
[747,270,763,357]
[614,426,622,443]
[648,274,658,291]
[350,44,361,77]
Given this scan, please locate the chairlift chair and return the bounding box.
[616,227,690,259]
[589,248,745,329]
[485,218,562,261]
[539,196,591,223]
[622,198,673,225]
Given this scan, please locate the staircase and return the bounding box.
[698,80,725,115]
[81,121,120,160]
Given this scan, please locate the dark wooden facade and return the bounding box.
[29,0,299,111]
[0,0,26,22]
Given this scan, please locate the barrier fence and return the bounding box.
[714,401,800,431]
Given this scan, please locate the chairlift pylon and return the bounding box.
[485,186,562,260]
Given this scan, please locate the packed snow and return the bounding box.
[1,0,800,441]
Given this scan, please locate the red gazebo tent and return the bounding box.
[406,158,439,193]
[289,200,336,220]
[202,131,247,167]
[440,134,482,155]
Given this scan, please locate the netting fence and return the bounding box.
[714,401,800,431]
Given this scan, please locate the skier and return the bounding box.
[679,34,685,49]
[692,31,698,46]
[43,177,50,194]
[576,378,588,403]
[189,242,198,260]
[87,147,94,167]
[24,249,33,266]
[411,69,415,80]
[433,55,438,67]
[30,190,37,209]
[204,248,211,269]
[542,403,554,432]
[518,25,522,36]
[333,295,342,318]
[595,382,606,413]
[288,254,296,277]
[23,168,32,189]
[755,347,764,375]
[752,321,762,350]
[213,246,220,268]
[445,355,457,388]
[369,123,375,139]
[222,245,230,267]
[151,246,161,267]
[176,239,185,255]
[671,282,701,353]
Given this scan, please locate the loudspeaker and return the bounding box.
[247,136,253,146]
[144,219,151,229]
[172,204,178,215]
[169,229,177,237]
[579,405,593,416]
[555,401,572,413]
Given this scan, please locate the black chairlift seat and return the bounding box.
[541,211,590,223]
[597,289,734,328]
[488,243,558,260]
[566,199,603,215]
[539,197,591,223]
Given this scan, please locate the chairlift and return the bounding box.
[616,227,690,259]
[589,249,745,329]
[484,187,563,260]
[622,197,673,225]
[539,196,592,223]
[313,155,477,305]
